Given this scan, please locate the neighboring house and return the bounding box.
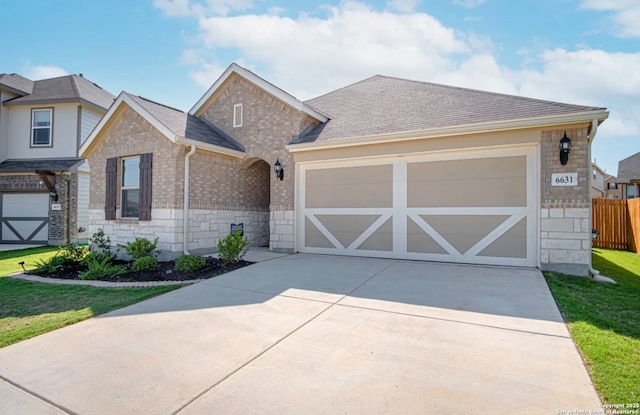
[0,73,115,245]
[591,163,606,198]
[617,152,640,199]
[604,175,622,199]
[81,63,608,276]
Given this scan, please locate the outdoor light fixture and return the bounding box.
[274,158,284,181]
[49,187,58,202]
[559,132,572,165]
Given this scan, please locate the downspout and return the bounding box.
[587,119,600,278]
[183,145,197,255]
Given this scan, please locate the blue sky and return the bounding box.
[2,0,638,174]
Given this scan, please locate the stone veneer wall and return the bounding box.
[539,125,592,276]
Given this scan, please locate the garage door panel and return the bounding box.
[300,148,536,267]
[1,193,49,243]
[407,156,527,208]
[306,165,392,208]
[407,217,449,254]
[478,218,527,259]
[305,217,335,248]
[357,217,393,252]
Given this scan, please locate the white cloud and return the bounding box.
[23,65,68,80]
[154,0,256,17]
[453,0,486,8]
[581,0,640,37]
[191,2,471,98]
[386,0,420,13]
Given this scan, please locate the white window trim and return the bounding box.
[233,103,243,128]
[121,155,140,218]
[31,108,53,147]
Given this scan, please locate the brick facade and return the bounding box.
[539,125,592,275]
[0,173,78,245]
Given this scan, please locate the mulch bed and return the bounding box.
[28,257,253,282]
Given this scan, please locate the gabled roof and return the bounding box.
[189,63,328,122]
[295,75,608,145]
[0,73,34,95]
[617,152,640,184]
[3,74,115,111]
[80,92,244,158]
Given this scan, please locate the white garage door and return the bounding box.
[0,193,49,244]
[297,146,537,267]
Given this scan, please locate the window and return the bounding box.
[121,157,140,218]
[607,182,617,190]
[31,108,52,146]
[233,103,243,128]
[105,154,152,221]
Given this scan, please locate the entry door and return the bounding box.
[0,193,49,243]
[298,146,537,267]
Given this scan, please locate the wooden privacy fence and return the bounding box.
[592,198,640,253]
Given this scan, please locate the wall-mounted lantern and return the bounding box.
[559,132,572,165]
[274,159,284,181]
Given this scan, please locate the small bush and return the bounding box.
[79,254,126,280]
[32,255,70,275]
[217,231,250,266]
[175,254,206,273]
[59,243,88,263]
[89,228,115,258]
[118,237,159,261]
[131,256,159,272]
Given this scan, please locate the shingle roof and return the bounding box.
[4,75,115,110]
[617,152,640,184]
[0,73,34,95]
[299,75,606,143]
[128,94,244,152]
[0,158,84,172]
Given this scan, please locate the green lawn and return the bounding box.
[544,248,640,404]
[0,246,182,348]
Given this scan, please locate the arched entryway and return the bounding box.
[241,158,271,247]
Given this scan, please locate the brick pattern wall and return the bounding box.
[198,74,319,251]
[199,74,318,209]
[539,125,592,275]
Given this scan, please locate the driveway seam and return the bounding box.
[333,302,571,339]
[0,375,77,415]
[173,260,400,415]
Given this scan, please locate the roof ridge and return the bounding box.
[136,95,184,113]
[305,75,381,102]
[69,75,80,98]
[373,74,604,110]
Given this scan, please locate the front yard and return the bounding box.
[0,247,181,348]
[544,248,640,404]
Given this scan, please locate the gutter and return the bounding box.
[183,145,197,255]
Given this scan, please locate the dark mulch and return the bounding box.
[28,257,253,282]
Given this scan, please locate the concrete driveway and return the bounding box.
[0,254,600,414]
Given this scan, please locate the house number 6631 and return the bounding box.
[551,173,578,187]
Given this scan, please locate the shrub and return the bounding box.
[79,253,126,280]
[117,237,159,261]
[32,255,70,275]
[217,231,250,266]
[131,256,159,272]
[89,228,114,258]
[175,254,206,273]
[59,243,88,263]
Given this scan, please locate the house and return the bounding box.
[616,152,640,199]
[80,63,608,276]
[0,73,115,245]
[604,175,621,199]
[591,163,606,198]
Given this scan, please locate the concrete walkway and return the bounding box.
[0,255,601,414]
